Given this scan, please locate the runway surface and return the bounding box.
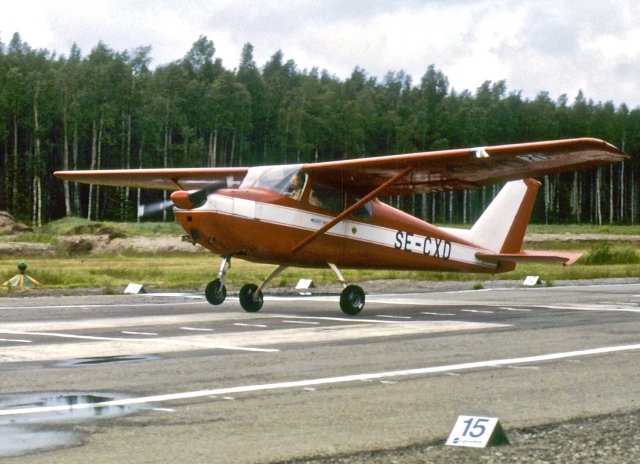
[1,282,640,462]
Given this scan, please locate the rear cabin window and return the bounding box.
[309,181,372,219]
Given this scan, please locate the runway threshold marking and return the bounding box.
[2,342,640,417]
[0,330,278,353]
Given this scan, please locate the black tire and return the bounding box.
[340,285,365,315]
[205,278,226,305]
[239,283,264,312]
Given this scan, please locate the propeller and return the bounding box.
[137,179,230,218]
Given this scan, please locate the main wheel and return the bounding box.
[340,285,365,315]
[239,283,264,312]
[205,278,226,305]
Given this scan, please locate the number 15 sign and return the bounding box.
[445,415,509,448]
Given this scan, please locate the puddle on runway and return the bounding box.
[0,392,151,457]
[49,354,160,368]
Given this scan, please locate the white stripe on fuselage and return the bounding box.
[196,195,495,268]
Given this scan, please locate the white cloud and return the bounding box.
[1,0,639,107]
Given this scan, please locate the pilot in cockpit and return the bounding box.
[287,171,306,200]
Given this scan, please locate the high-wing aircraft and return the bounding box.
[55,138,627,315]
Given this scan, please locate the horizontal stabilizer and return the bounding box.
[476,250,582,266]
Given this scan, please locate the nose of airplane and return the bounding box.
[170,190,194,209]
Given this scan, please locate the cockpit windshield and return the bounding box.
[239,165,302,195]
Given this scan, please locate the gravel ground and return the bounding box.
[274,409,640,463]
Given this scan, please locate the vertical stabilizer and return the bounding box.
[470,179,540,253]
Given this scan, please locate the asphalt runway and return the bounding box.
[1,282,640,463]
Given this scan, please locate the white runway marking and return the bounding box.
[0,313,240,332]
[233,323,268,328]
[0,338,32,343]
[268,315,420,324]
[121,331,158,336]
[282,320,320,325]
[0,330,279,358]
[500,307,532,312]
[3,342,639,417]
[376,315,412,319]
[180,327,215,332]
[461,309,494,314]
[421,312,456,316]
[534,304,640,313]
[0,320,501,363]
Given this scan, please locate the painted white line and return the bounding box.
[180,327,215,332]
[268,315,418,324]
[534,304,640,313]
[0,321,499,363]
[0,330,278,354]
[152,408,175,412]
[0,338,32,343]
[121,331,158,336]
[376,315,412,320]
[234,323,268,328]
[461,309,494,314]
[500,307,532,312]
[2,342,640,417]
[1,313,240,332]
[282,320,320,325]
[0,301,203,311]
[421,312,456,316]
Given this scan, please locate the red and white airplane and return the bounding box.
[55,138,627,315]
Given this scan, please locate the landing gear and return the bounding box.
[205,278,226,305]
[328,263,366,315]
[239,284,263,312]
[206,258,367,315]
[238,265,287,313]
[205,256,230,306]
[339,284,365,315]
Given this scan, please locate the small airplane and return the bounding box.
[55,137,627,315]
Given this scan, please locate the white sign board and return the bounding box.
[124,283,146,294]
[523,275,541,286]
[445,415,508,448]
[295,279,315,289]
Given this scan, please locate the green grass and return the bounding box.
[2,250,639,293]
[1,221,639,293]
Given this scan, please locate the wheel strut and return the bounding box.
[239,264,288,313]
[205,256,230,306]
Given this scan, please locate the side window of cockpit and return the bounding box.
[287,171,307,201]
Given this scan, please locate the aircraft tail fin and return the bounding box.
[469,179,539,254]
[461,179,583,267]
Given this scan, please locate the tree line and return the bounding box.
[0,32,638,226]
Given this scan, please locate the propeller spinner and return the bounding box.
[137,180,229,218]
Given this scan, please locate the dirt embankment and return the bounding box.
[0,212,202,257]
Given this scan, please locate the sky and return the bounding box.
[2,0,640,108]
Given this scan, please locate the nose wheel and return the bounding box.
[205,278,226,305]
[205,256,230,306]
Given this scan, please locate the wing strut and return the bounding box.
[290,166,413,255]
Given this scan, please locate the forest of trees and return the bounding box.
[1,32,638,227]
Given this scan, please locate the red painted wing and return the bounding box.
[303,138,627,195]
[54,167,248,191]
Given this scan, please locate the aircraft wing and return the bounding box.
[54,167,249,191]
[302,138,628,196]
